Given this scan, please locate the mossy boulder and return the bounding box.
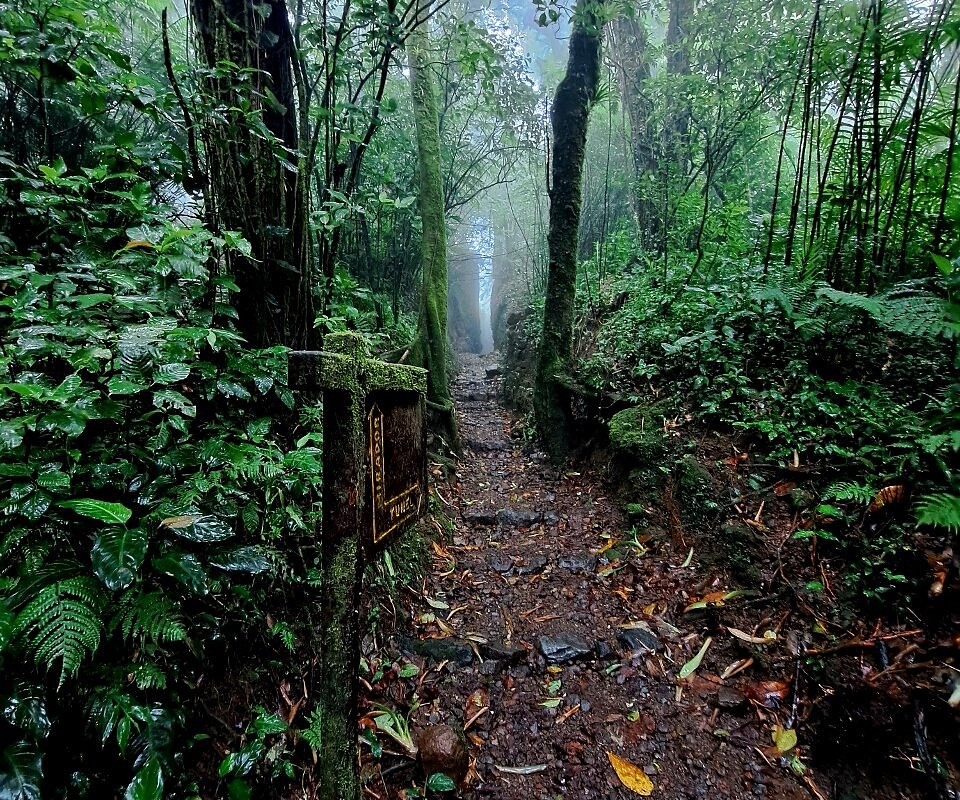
[608,405,669,463]
[674,455,719,531]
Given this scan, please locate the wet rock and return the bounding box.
[559,551,596,574]
[477,660,502,676]
[416,724,468,784]
[543,510,560,525]
[515,554,548,575]
[463,509,496,526]
[488,552,513,573]
[497,509,542,527]
[479,639,526,665]
[717,687,747,711]
[538,632,594,664]
[401,636,474,667]
[618,622,661,653]
[595,640,614,659]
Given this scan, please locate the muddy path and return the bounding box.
[364,353,955,800]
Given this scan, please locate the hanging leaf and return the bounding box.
[606,752,654,796]
[124,755,164,800]
[152,552,209,595]
[209,545,271,574]
[0,742,42,800]
[678,636,712,679]
[60,498,133,525]
[91,527,148,590]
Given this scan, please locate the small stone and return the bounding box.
[478,660,501,676]
[595,640,613,659]
[618,622,661,653]
[479,640,526,665]
[543,510,560,525]
[416,724,468,784]
[497,509,542,527]
[515,554,548,575]
[488,552,513,573]
[401,636,474,667]
[538,632,593,664]
[558,551,596,574]
[463,509,496,525]
[717,687,747,711]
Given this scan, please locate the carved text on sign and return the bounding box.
[367,401,424,544]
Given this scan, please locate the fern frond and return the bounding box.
[129,662,167,690]
[15,576,103,687]
[915,493,960,533]
[824,481,876,504]
[112,592,186,645]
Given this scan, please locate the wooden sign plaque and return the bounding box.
[366,390,427,547]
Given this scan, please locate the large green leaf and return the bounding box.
[152,552,209,595]
[208,546,271,574]
[0,602,13,653]
[160,515,233,543]
[0,743,41,800]
[154,363,190,385]
[91,528,149,590]
[60,499,132,525]
[124,756,164,800]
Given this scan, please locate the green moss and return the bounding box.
[674,454,718,530]
[608,405,669,463]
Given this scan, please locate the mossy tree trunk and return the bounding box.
[534,0,604,459]
[192,0,314,348]
[407,6,458,445]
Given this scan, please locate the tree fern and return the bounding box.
[915,493,960,533]
[15,576,103,687]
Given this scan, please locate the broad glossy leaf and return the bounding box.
[60,499,132,524]
[91,528,148,590]
[152,552,209,595]
[0,742,41,800]
[0,603,13,653]
[124,756,164,800]
[160,515,233,543]
[155,363,190,384]
[426,772,456,792]
[208,545,271,574]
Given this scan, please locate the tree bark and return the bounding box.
[192,0,314,348]
[407,4,458,444]
[534,0,604,459]
[608,15,662,251]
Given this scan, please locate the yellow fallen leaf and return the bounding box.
[607,752,654,796]
[773,725,798,754]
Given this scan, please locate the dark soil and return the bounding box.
[361,353,960,800]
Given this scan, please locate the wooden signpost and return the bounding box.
[289,333,427,800]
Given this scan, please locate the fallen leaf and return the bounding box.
[494,764,547,775]
[743,680,790,708]
[678,636,713,679]
[720,657,754,680]
[607,752,654,796]
[539,698,562,708]
[727,627,777,645]
[773,481,796,497]
[425,596,450,610]
[680,547,694,568]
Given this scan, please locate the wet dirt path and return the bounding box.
[394,353,810,800]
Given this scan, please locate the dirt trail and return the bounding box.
[391,353,811,799]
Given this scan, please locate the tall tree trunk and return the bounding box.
[665,0,693,176]
[192,0,314,348]
[609,15,661,250]
[534,0,604,459]
[407,5,458,444]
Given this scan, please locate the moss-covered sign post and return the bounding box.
[289,332,427,800]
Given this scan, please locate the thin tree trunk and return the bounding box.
[534,0,604,459]
[407,4,458,444]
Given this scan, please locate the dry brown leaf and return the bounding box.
[607,752,654,796]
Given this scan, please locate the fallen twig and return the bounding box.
[805,629,923,656]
